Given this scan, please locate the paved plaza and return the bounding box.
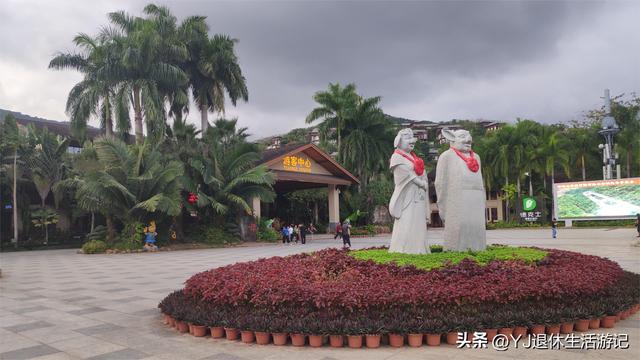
[1,228,639,360]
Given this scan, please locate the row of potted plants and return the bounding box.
[159,303,640,348]
[159,270,640,343]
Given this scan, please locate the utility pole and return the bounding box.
[598,89,620,180]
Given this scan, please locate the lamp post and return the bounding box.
[598,89,620,180]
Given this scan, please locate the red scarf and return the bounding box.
[394,150,425,176]
[451,147,479,172]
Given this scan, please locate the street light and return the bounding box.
[598,89,620,180]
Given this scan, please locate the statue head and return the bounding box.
[442,129,472,152]
[394,128,416,152]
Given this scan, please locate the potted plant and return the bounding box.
[250,313,271,345]
[237,314,255,343]
[384,313,406,348]
[268,317,289,346]
[325,319,344,348]
[424,318,445,346]
[497,310,515,336]
[304,314,325,348]
[405,317,425,347]
[288,317,306,347]
[344,319,364,348]
[364,318,384,348]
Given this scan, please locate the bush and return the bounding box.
[86,225,107,242]
[81,240,107,254]
[486,221,543,230]
[258,228,280,242]
[187,224,239,246]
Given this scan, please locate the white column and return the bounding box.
[328,184,340,231]
[252,197,261,219]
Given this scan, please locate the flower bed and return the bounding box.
[159,247,640,347]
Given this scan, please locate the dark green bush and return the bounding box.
[81,240,107,254]
[187,224,239,246]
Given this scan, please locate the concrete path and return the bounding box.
[1,228,639,359]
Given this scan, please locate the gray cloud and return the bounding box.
[0,0,638,138]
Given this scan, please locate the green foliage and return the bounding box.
[117,221,145,249]
[186,224,239,246]
[486,221,543,230]
[82,239,107,254]
[86,225,107,241]
[257,218,280,242]
[350,246,548,271]
[572,219,635,227]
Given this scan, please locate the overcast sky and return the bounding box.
[1,0,638,138]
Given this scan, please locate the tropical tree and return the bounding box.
[74,136,184,242]
[1,114,27,247]
[26,126,70,244]
[191,119,275,223]
[565,127,599,181]
[305,83,359,155]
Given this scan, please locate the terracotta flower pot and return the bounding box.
[485,329,498,341]
[210,326,225,338]
[575,319,589,332]
[163,314,171,325]
[388,334,404,347]
[241,330,255,343]
[225,328,239,340]
[255,332,270,345]
[601,316,616,328]
[408,333,423,347]
[329,335,344,348]
[498,328,514,336]
[530,325,545,335]
[446,331,458,345]
[291,333,305,347]
[560,322,574,334]
[168,317,176,327]
[513,326,527,338]
[546,324,560,335]
[365,334,381,348]
[272,333,288,346]
[188,323,194,335]
[177,321,189,333]
[426,333,441,346]
[309,335,323,347]
[620,310,630,320]
[588,318,600,329]
[192,325,207,337]
[347,335,363,348]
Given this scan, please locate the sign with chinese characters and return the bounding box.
[282,154,312,173]
[517,196,545,223]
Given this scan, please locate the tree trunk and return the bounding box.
[106,216,116,244]
[581,154,586,181]
[529,177,533,197]
[133,86,143,144]
[516,177,521,197]
[42,199,48,245]
[12,149,18,248]
[313,201,319,225]
[627,145,632,178]
[91,212,95,232]
[505,177,509,222]
[105,94,113,138]
[200,103,209,133]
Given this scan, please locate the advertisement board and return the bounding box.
[553,178,640,220]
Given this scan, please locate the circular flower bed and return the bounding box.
[159,246,640,347]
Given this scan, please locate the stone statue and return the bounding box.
[435,129,486,251]
[388,128,430,254]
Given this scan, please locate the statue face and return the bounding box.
[442,129,473,152]
[395,129,416,152]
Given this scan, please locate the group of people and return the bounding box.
[333,220,352,248]
[281,223,316,244]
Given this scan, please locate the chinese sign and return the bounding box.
[282,155,312,173]
[518,196,544,222]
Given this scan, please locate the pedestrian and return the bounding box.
[334,222,343,240]
[342,220,352,248]
[287,224,293,244]
[293,224,300,244]
[281,224,288,244]
[636,214,640,238]
[299,223,307,244]
[551,218,558,239]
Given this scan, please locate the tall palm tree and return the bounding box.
[1,114,26,247]
[306,83,359,156]
[49,34,127,139]
[340,96,393,188]
[566,127,598,181]
[103,4,188,144]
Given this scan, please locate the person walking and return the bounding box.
[551,218,558,239]
[299,223,307,244]
[334,222,343,240]
[281,224,288,244]
[287,224,293,244]
[342,220,352,248]
[636,214,640,237]
[293,224,300,244]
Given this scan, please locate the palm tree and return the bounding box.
[26,126,70,244]
[74,136,184,242]
[191,120,275,223]
[49,34,128,139]
[306,83,359,156]
[1,114,26,247]
[339,96,393,188]
[104,4,188,144]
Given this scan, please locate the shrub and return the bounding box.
[81,240,107,254]
[86,225,107,242]
[258,228,280,242]
[186,224,239,246]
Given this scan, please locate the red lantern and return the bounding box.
[188,192,198,204]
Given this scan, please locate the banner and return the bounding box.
[553,178,640,220]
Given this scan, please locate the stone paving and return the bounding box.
[1,228,639,360]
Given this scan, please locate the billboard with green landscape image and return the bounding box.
[554,178,640,220]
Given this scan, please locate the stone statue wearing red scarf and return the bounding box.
[388,128,430,254]
[435,129,486,251]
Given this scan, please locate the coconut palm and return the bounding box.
[1,114,27,247]
[306,83,359,155]
[566,127,599,181]
[74,136,184,242]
